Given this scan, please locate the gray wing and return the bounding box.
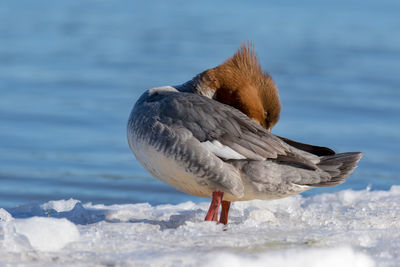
[157,93,322,172]
[157,92,292,160]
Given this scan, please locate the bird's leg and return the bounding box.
[204,191,223,222]
[219,200,231,225]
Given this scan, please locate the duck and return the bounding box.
[127,43,362,225]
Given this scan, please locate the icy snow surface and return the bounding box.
[1,187,399,266]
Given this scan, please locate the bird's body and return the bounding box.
[128,86,360,201]
[127,44,362,224]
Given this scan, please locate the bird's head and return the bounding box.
[195,42,281,131]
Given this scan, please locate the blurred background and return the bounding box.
[0,0,399,209]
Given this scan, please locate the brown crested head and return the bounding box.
[196,42,281,131]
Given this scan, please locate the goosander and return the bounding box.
[127,43,362,225]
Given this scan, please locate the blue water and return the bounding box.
[1,0,399,209]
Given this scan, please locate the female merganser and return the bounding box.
[127,43,362,225]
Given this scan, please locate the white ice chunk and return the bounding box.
[41,198,81,212]
[4,217,80,252]
[0,208,12,222]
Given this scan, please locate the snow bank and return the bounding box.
[0,186,399,266]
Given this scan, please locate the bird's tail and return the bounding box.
[313,152,362,187]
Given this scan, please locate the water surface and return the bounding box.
[0,0,399,208]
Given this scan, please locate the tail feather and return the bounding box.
[311,152,362,187]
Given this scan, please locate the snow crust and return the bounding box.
[0,186,399,266]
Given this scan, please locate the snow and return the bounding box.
[1,186,399,266]
[207,247,373,267]
[3,217,80,252]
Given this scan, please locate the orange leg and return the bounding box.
[204,191,223,222]
[219,200,231,225]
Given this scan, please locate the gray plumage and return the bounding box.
[127,87,362,201]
